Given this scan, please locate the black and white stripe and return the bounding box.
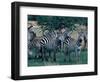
[40,36,49,46]
[63,33,83,62]
[39,31,58,46]
[31,30,59,61]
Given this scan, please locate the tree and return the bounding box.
[28,15,87,31]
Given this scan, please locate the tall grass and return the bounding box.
[28,48,87,66]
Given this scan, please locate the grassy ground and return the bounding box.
[28,48,87,67]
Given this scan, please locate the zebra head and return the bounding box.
[77,31,87,48]
[28,26,36,42]
[57,30,70,48]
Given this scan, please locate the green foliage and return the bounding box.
[28,15,87,31]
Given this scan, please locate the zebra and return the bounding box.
[31,30,60,61]
[57,30,70,51]
[28,26,36,57]
[63,32,84,63]
[41,30,61,61]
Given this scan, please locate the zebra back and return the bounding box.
[40,31,58,46]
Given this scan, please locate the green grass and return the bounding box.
[28,48,88,67]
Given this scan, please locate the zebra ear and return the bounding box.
[28,25,33,30]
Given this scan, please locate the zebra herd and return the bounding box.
[28,26,87,63]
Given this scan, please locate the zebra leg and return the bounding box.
[61,42,64,52]
[42,48,49,61]
[68,51,71,63]
[48,50,52,61]
[45,50,49,61]
[28,49,33,60]
[34,49,39,59]
[75,48,80,64]
[64,49,67,62]
[53,51,56,62]
[67,48,71,62]
[64,53,66,62]
[74,48,78,63]
[64,47,69,62]
[41,47,45,61]
[77,49,81,63]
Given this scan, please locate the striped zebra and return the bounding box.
[63,32,84,63]
[57,30,70,51]
[31,30,60,61]
[28,26,36,57]
[42,31,59,61]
